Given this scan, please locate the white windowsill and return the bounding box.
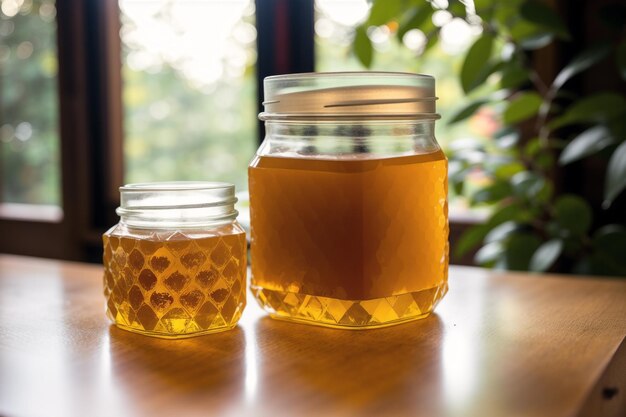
[0,203,64,223]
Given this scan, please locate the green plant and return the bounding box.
[352,0,626,275]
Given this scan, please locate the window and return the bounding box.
[0,0,61,218]
[119,0,257,191]
[0,0,498,262]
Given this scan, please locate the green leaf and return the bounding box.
[590,225,626,276]
[594,225,626,245]
[495,162,526,179]
[617,41,626,81]
[455,224,489,258]
[449,160,469,195]
[473,0,494,9]
[608,117,626,142]
[493,3,518,27]
[550,93,626,130]
[552,44,611,90]
[604,141,626,206]
[561,236,583,256]
[496,134,519,149]
[593,224,626,240]
[397,6,433,40]
[448,100,489,125]
[535,154,555,170]
[558,126,614,165]
[509,19,554,50]
[546,220,563,238]
[494,127,520,149]
[485,221,519,243]
[500,64,530,89]
[487,202,527,226]
[511,171,546,199]
[554,195,592,235]
[471,181,512,204]
[460,34,494,94]
[503,92,542,124]
[537,178,554,203]
[519,33,553,50]
[560,235,582,255]
[524,137,542,158]
[368,0,404,25]
[520,1,570,39]
[452,181,464,196]
[353,26,373,68]
[504,233,542,271]
[475,241,505,265]
[529,239,563,272]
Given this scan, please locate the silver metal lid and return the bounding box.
[260,71,439,120]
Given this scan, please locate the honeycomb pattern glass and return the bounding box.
[103,225,246,338]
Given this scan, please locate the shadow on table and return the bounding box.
[252,314,445,415]
[106,324,246,413]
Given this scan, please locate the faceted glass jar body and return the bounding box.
[102,182,247,338]
[249,72,448,329]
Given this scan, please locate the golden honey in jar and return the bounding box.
[249,72,448,329]
[103,182,246,338]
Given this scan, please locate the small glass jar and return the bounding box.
[102,182,247,338]
[249,72,448,329]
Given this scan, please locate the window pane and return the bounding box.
[0,0,61,206]
[315,0,497,215]
[120,0,257,191]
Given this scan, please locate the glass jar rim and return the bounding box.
[119,181,233,193]
[117,181,238,228]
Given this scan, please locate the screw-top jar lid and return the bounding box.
[260,71,439,120]
[117,182,238,228]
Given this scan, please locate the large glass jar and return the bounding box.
[248,72,448,329]
[102,182,247,338]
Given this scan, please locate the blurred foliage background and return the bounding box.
[351,0,626,276]
[120,1,257,191]
[0,0,59,205]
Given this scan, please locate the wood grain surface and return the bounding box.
[0,254,624,417]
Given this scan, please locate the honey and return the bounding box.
[248,150,448,328]
[103,226,246,338]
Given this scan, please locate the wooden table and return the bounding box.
[0,255,624,417]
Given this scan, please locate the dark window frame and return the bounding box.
[0,0,122,261]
